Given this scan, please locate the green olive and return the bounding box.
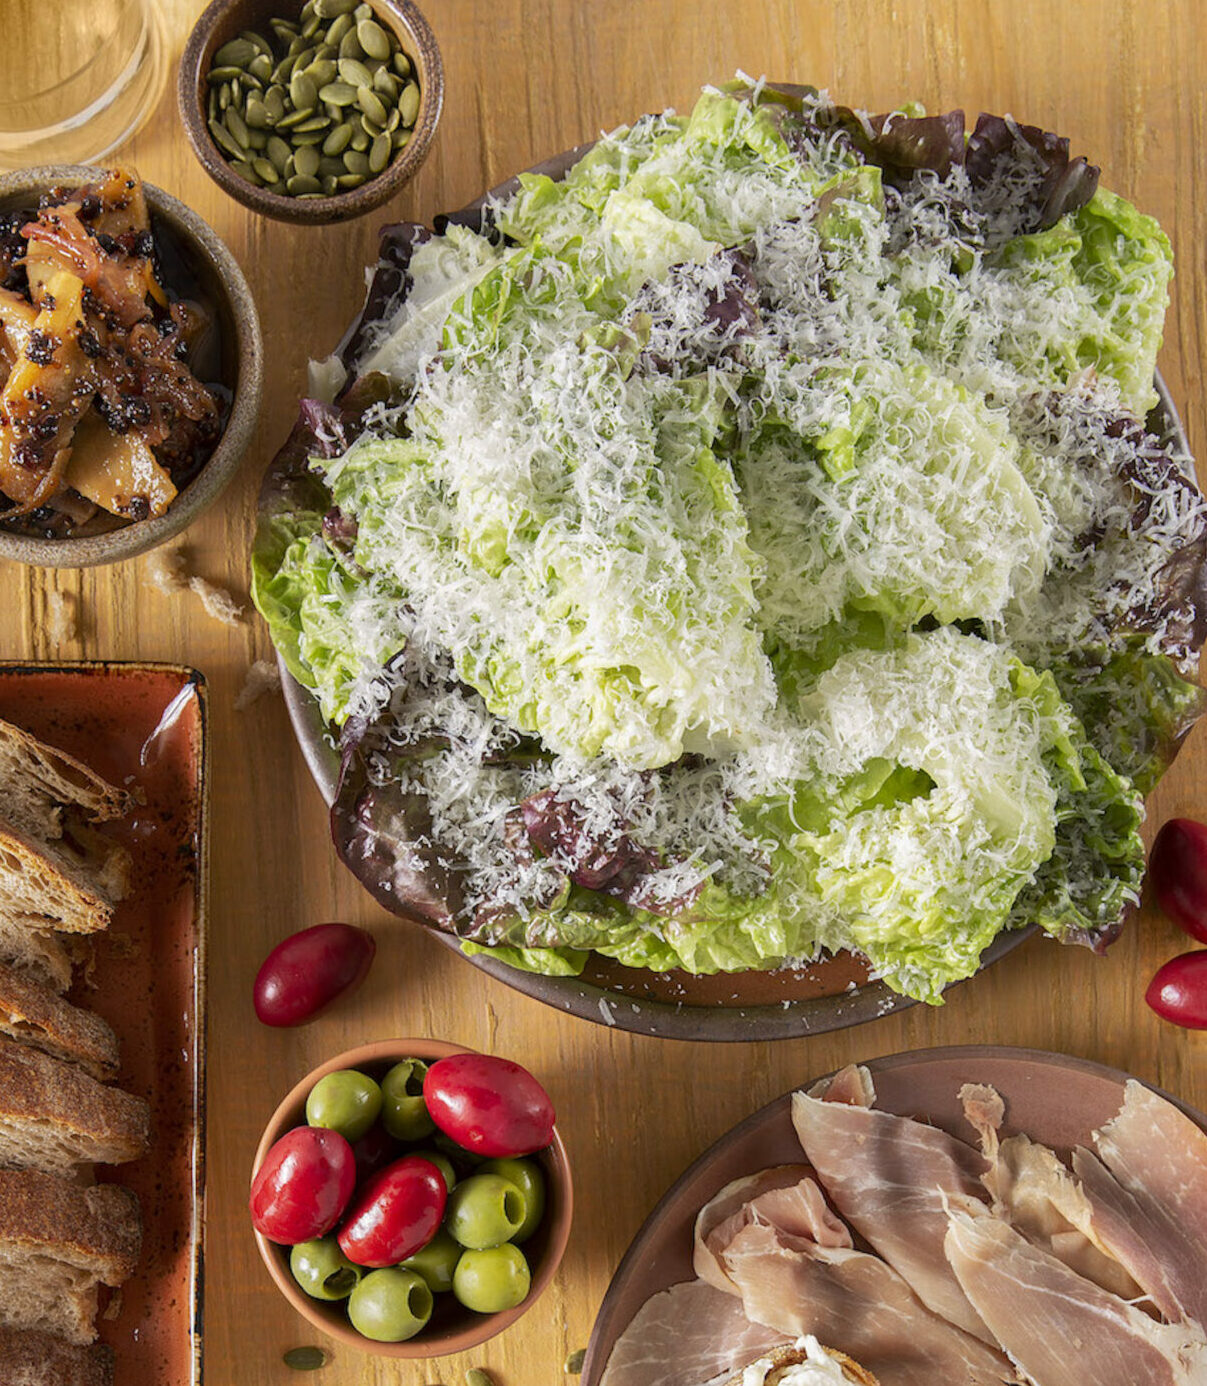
[446,1173,527,1250]
[452,1243,531,1314]
[400,1227,462,1293]
[434,1129,486,1169]
[305,1069,382,1143]
[380,1058,435,1141]
[348,1267,433,1342]
[478,1158,545,1242]
[289,1237,362,1301]
[412,1148,457,1192]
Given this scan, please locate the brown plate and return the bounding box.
[0,663,208,1384]
[275,128,1194,1043]
[579,1045,1207,1386]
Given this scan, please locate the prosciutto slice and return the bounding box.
[598,1277,789,1386]
[960,1083,1141,1299]
[1072,1080,1207,1329]
[792,1066,994,1341]
[946,1209,1207,1386]
[715,1217,1016,1384]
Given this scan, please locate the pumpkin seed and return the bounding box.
[373,68,400,100]
[339,56,373,87]
[355,85,387,126]
[264,86,287,122]
[223,106,251,147]
[248,51,273,83]
[293,131,327,146]
[336,171,366,189]
[270,17,300,42]
[393,51,412,78]
[253,156,280,184]
[357,18,392,61]
[276,106,314,130]
[355,2,373,17]
[319,81,358,106]
[230,160,261,185]
[349,123,371,151]
[343,149,370,175]
[306,57,338,86]
[338,28,364,59]
[392,125,412,149]
[301,11,322,39]
[565,1349,586,1374]
[385,106,400,132]
[287,173,323,195]
[213,37,257,68]
[283,1346,328,1371]
[207,64,245,83]
[247,128,269,150]
[323,122,354,155]
[369,132,391,174]
[294,144,321,178]
[398,81,420,126]
[271,53,297,84]
[294,113,332,132]
[289,71,318,110]
[240,28,274,57]
[314,0,356,15]
[466,1371,495,1386]
[326,12,354,46]
[208,118,243,158]
[239,69,265,92]
[243,97,268,128]
[266,135,292,171]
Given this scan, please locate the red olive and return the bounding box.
[249,1126,356,1244]
[253,922,376,1027]
[1146,951,1207,1030]
[1149,819,1207,944]
[337,1155,448,1268]
[352,1122,400,1182]
[423,1053,555,1158]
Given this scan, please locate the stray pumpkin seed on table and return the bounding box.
[202,0,421,198]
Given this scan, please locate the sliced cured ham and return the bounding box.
[792,1066,993,1342]
[959,1082,1141,1299]
[716,1218,1016,1385]
[1073,1080,1207,1329]
[694,1165,851,1291]
[598,1276,790,1386]
[946,1209,1207,1386]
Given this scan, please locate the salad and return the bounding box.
[253,80,1207,1004]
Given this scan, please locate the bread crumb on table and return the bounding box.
[235,659,282,710]
[143,547,245,626]
[45,590,77,644]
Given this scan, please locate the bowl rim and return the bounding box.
[177,0,445,226]
[0,163,263,568]
[251,1037,574,1358]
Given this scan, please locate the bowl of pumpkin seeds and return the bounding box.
[178,0,443,223]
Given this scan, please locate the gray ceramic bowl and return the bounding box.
[0,165,262,567]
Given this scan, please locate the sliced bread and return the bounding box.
[0,718,132,838]
[0,1169,140,1345]
[0,964,119,1081]
[0,1325,114,1385]
[0,1037,149,1173]
[0,819,129,936]
[0,918,74,995]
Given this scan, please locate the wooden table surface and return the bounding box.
[8,1,1206,1381]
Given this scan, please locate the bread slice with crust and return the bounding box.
[727,1346,880,1385]
[0,1169,141,1345]
[0,919,74,995]
[0,964,119,1081]
[0,820,129,936]
[0,719,132,840]
[0,1325,114,1385]
[0,1037,148,1174]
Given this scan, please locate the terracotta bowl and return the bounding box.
[0,165,262,568]
[178,0,444,225]
[251,1038,573,1357]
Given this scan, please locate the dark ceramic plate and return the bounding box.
[580,1045,1207,1386]
[0,664,208,1384]
[273,128,1194,1042]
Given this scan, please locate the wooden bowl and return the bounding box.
[178,0,444,225]
[251,1038,573,1358]
[0,165,262,568]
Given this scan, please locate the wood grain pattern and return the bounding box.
[5,2,1204,1381]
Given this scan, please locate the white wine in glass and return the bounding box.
[0,0,166,169]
